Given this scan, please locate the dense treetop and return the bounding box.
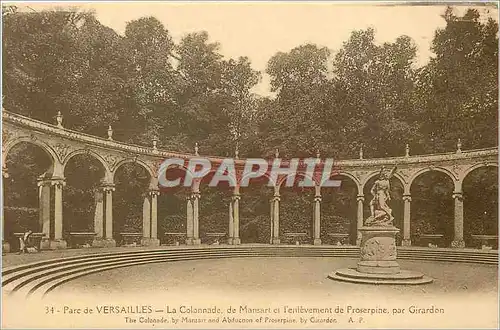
[2,6,498,159]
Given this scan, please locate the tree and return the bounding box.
[331,28,420,158]
[121,17,179,145]
[264,44,331,158]
[417,7,498,152]
[175,32,260,156]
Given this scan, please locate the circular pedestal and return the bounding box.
[328,268,433,285]
[329,226,433,285]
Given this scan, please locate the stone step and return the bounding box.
[3,246,497,300]
[5,250,360,295]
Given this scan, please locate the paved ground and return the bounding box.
[52,257,498,297]
[46,257,498,328]
[3,252,498,328]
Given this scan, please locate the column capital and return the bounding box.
[402,194,412,202]
[2,166,9,179]
[356,195,364,202]
[314,196,322,202]
[37,178,52,187]
[191,191,201,199]
[149,189,161,197]
[452,192,463,201]
[101,183,115,192]
[51,178,66,187]
[272,195,281,202]
[232,194,241,201]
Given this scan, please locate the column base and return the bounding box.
[313,238,322,245]
[40,237,51,250]
[92,238,116,248]
[232,238,241,245]
[186,238,201,245]
[271,238,280,244]
[48,239,68,250]
[227,237,234,245]
[141,238,160,247]
[356,235,362,246]
[2,240,11,253]
[451,239,465,248]
[401,239,411,246]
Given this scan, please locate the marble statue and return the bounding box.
[365,166,397,227]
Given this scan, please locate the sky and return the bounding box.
[11,1,499,96]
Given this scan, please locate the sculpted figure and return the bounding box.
[365,166,397,227]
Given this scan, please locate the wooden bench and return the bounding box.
[119,232,143,246]
[67,232,97,248]
[13,232,45,252]
[164,232,187,245]
[471,234,498,249]
[413,233,444,248]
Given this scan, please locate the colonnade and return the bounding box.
[9,177,470,249]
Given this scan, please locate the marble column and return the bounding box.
[228,202,234,245]
[91,188,106,247]
[356,195,364,246]
[313,195,321,245]
[37,179,51,249]
[2,169,9,252]
[232,194,241,245]
[93,190,104,238]
[51,178,67,249]
[402,194,412,246]
[269,198,274,244]
[451,192,465,248]
[150,190,159,243]
[186,195,194,245]
[141,190,160,247]
[272,195,280,244]
[102,184,116,247]
[192,192,201,245]
[142,194,151,239]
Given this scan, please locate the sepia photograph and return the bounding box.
[1,1,499,328]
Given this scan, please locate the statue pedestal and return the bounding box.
[357,227,400,274]
[329,226,432,285]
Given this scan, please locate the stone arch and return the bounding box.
[113,159,153,242]
[276,172,319,195]
[195,168,234,244]
[3,137,58,172]
[462,164,498,248]
[113,158,154,182]
[277,172,317,245]
[320,172,360,195]
[191,168,238,193]
[238,170,276,244]
[462,163,499,182]
[409,167,457,192]
[410,168,455,247]
[3,138,57,248]
[240,171,276,189]
[63,149,111,181]
[319,172,359,245]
